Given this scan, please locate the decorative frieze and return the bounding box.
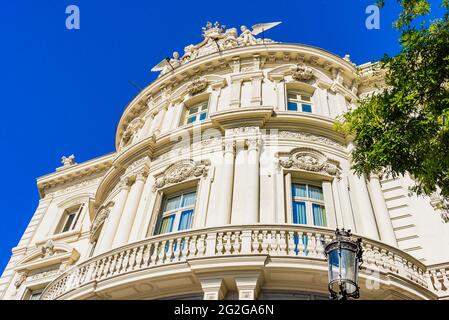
[153,159,211,191]
[277,130,344,149]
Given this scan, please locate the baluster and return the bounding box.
[102,256,112,279]
[121,249,131,272]
[128,247,138,270]
[174,237,182,261]
[251,231,259,254]
[189,235,198,257]
[224,232,232,254]
[297,232,305,256]
[440,268,449,291]
[150,242,159,266]
[315,234,324,258]
[279,231,287,255]
[431,269,442,291]
[142,244,151,267]
[288,231,296,256]
[233,231,241,254]
[197,234,206,257]
[182,236,190,259]
[308,233,317,257]
[216,233,224,255]
[113,252,123,276]
[261,230,269,254]
[109,253,119,276]
[166,239,174,262]
[134,246,144,270]
[158,240,167,264]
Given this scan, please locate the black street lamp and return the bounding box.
[324,229,363,300]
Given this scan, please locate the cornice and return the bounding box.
[37,153,115,198]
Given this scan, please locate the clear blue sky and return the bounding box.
[0,0,444,273]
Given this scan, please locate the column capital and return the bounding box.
[223,140,236,154]
[246,137,261,151]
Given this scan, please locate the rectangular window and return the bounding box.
[291,183,326,227]
[156,191,197,235]
[56,204,84,234]
[287,91,313,113]
[185,102,208,125]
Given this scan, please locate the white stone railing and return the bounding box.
[427,264,449,298]
[40,225,429,300]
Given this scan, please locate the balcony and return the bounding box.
[41,224,437,300]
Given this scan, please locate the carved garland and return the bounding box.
[278,148,341,178]
[90,202,114,242]
[153,159,211,191]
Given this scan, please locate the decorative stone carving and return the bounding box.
[277,130,344,149]
[61,154,76,167]
[291,64,314,81]
[278,148,341,177]
[41,239,55,257]
[186,78,208,96]
[14,272,27,288]
[430,192,449,223]
[90,202,114,242]
[153,159,211,191]
[152,21,279,76]
[119,117,144,150]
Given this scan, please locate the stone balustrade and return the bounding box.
[40,225,430,300]
[427,264,449,298]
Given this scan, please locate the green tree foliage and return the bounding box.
[338,0,449,196]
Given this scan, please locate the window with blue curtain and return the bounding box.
[291,183,326,228]
[156,191,197,235]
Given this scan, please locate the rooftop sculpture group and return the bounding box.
[152,21,282,76]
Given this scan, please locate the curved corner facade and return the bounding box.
[1,23,449,300]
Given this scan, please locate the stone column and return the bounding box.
[113,171,148,247]
[207,140,234,226]
[368,174,397,246]
[229,78,242,109]
[96,179,131,253]
[349,172,380,240]
[246,137,260,223]
[250,76,263,106]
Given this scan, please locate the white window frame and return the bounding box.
[287,91,313,113]
[56,204,84,234]
[290,181,327,227]
[155,190,197,235]
[184,101,209,125]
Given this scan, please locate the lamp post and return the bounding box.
[324,229,363,300]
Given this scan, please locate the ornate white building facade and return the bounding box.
[1,22,449,300]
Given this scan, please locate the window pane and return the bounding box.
[287,93,297,100]
[178,210,194,231]
[287,102,298,111]
[201,104,208,111]
[187,116,196,124]
[301,95,311,102]
[308,186,323,200]
[29,291,42,300]
[199,112,207,121]
[312,204,327,227]
[301,104,312,113]
[292,184,307,197]
[189,107,198,115]
[165,196,182,212]
[62,213,75,233]
[181,192,196,207]
[292,201,307,224]
[159,215,175,234]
